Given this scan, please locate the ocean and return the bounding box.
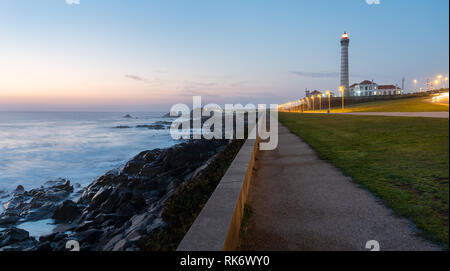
[0,111,177,193]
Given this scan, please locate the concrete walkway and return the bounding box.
[338,112,449,118]
[241,124,441,251]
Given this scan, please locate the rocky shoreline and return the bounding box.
[0,139,230,251]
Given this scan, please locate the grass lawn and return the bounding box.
[279,112,449,248]
[312,96,449,113]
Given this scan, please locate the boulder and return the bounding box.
[52,200,81,223]
[0,228,30,247]
[76,229,103,244]
[0,215,20,226]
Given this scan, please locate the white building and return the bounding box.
[349,80,403,96]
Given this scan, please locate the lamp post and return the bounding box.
[326,91,331,113]
[311,96,315,111]
[339,86,345,111]
[437,75,443,89]
[318,94,322,111]
[445,77,449,89]
[413,79,418,93]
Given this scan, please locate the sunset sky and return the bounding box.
[0,0,448,111]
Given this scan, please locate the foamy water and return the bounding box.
[0,112,177,193]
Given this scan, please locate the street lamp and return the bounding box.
[339,86,345,110]
[445,77,449,89]
[317,94,322,111]
[311,96,315,111]
[413,79,418,93]
[326,91,331,113]
[437,75,443,89]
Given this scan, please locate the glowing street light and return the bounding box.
[326,91,331,113]
[311,96,315,111]
[413,79,418,93]
[437,75,443,89]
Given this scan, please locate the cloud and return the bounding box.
[125,74,146,81]
[291,71,340,78]
[366,0,381,5]
[66,0,80,5]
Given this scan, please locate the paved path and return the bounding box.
[241,124,441,251]
[338,112,449,118]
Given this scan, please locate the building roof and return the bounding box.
[350,83,358,88]
[378,85,398,90]
[310,90,322,95]
[359,80,374,85]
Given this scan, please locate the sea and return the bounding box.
[0,111,178,194]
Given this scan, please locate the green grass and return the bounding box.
[279,113,449,248]
[313,96,449,113]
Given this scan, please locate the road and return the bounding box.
[240,123,441,251]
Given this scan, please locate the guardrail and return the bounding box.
[279,92,434,112]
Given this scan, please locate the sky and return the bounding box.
[0,0,449,111]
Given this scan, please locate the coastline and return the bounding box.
[0,136,235,251]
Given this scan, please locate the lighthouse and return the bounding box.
[340,32,350,97]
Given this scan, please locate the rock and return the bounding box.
[123,114,133,119]
[115,126,131,129]
[0,228,30,247]
[53,180,73,192]
[52,200,81,223]
[0,179,75,224]
[36,241,52,251]
[76,229,103,244]
[117,203,136,218]
[93,214,119,225]
[136,124,166,130]
[162,112,178,118]
[39,232,57,243]
[1,137,230,251]
[74,220,96,232]
[112,239,129,251]
[15,185,25,192]
[0,215,20,226]
[90,187,112,208]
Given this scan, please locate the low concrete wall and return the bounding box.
[177,138,259,251]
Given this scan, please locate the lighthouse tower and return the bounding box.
[340,32,350,97]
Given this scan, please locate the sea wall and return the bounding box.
[177,137,259,251]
